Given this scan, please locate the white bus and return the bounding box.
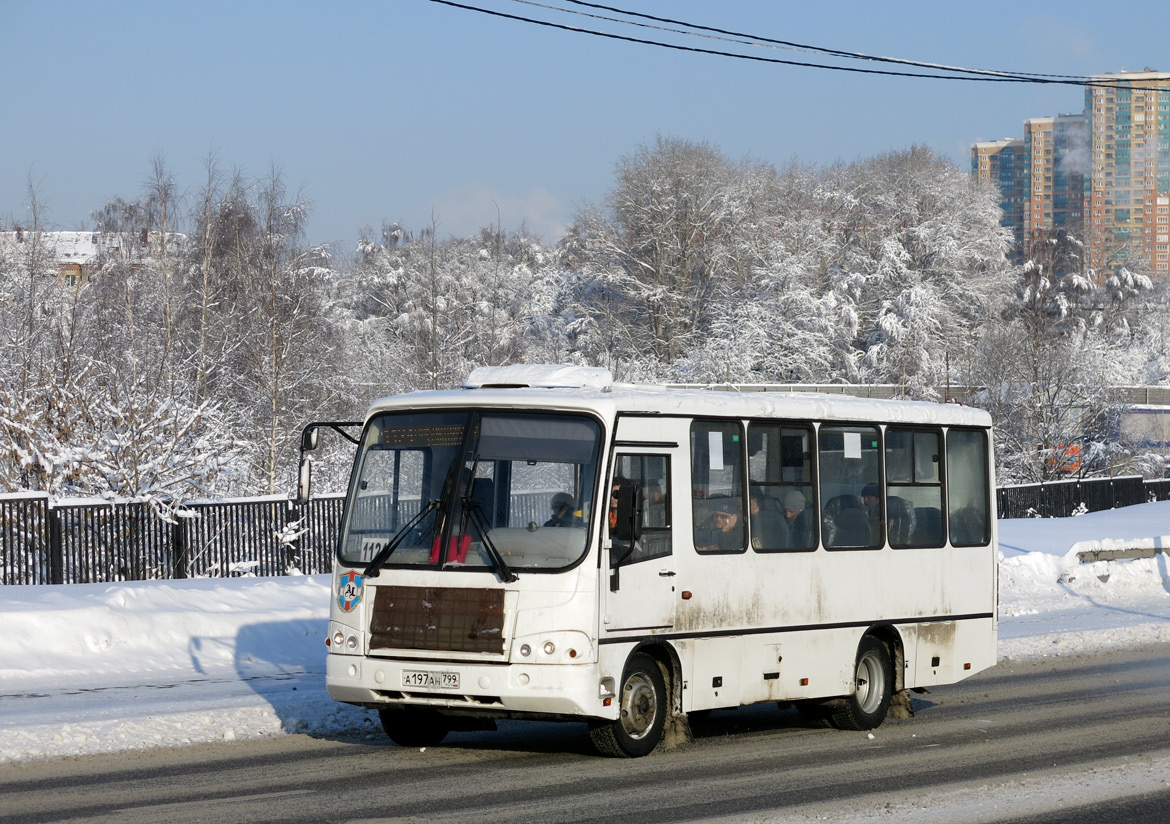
[319,364,997,757]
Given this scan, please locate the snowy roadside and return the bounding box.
[1,504,1169,765]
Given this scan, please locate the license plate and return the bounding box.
[401,670,460,690]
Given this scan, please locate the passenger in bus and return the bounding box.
[862,482,882,542]
[749,494,787,549]
[544,492,582,527]
[783,490,812,548]
[696,500,744,551]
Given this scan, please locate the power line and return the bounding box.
[426,0,1166,92]
[554,0,1084,82]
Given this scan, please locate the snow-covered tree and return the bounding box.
[965,229,1153,482]
[567,136,748,374]
[345,218,551,391]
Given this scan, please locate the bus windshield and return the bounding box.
[338,410,602,572]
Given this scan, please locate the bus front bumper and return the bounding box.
[326,653,612,719]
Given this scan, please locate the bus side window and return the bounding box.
[747,422,816,551]
[885,427,944,548]
[947,429,990,546]
[691,421,746,554]
[612,454,672,564]
[818,425,882,550]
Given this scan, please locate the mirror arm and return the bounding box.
[294,421,362,506]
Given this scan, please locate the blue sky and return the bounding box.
[2,1,1167,250]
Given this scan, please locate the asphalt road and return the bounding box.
[2,644,1168,824]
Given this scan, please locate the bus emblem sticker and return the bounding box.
[338,570,364,612]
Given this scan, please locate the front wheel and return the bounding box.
[829,635,893,731]
[379,708,450,747]
[589,652,667,757]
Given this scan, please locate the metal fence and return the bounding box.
[6,479,1168,585]
[0,493,347,586]
[0,490,554,586]
[996,475,1170,519]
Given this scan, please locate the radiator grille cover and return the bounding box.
[370,585,505,653]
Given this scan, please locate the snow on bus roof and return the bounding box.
[371,366,991,428]
[463,364,613,389]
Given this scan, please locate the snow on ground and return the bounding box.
[1,503,1169,766]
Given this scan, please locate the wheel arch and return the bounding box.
[628,640,693,749]
[864,623,906,693]
[628,640,684,714]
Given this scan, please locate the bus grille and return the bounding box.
[369,585,505,654]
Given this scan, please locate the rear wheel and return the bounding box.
[379,708,450,747]
[830,635,893,731]
[589,652,667,757]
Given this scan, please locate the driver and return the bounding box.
[544,491,581,527]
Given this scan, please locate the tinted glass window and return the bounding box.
[947,429,991,546]
[747,422,816,551]
[611,454,672,565]
[691,421,746,554]
[886,428,944,548]
[819,425,881,549]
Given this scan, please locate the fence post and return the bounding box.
[284,499,302,575]
[171,515,188,579]
[48,503,64,585]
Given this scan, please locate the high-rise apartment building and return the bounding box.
[975,69,1169,278]
[1023,117,1056,246]
[971,138,1027,260]
[1084,70,1170,275]
[1051,115,1087,239]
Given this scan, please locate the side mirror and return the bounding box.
[295,456,312,506]
[301,427,319,452]
[612,484,643,543]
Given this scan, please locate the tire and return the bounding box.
[379,708,450,747]
[830,635,894,731]
[589,652,667,757]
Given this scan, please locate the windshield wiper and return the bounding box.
[462,494,518,583]
[363,499,439,578]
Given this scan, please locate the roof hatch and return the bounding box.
[463,364,613,390]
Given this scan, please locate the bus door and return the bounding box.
[603,419,681,632]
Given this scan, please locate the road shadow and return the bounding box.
[229,619,383,741]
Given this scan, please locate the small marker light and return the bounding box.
[520,644,532,657]
[543,641,556,655]
[333,631,345,647]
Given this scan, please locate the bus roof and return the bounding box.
[364,365,992,429]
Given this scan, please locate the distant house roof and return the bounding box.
[0,230,186,268]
